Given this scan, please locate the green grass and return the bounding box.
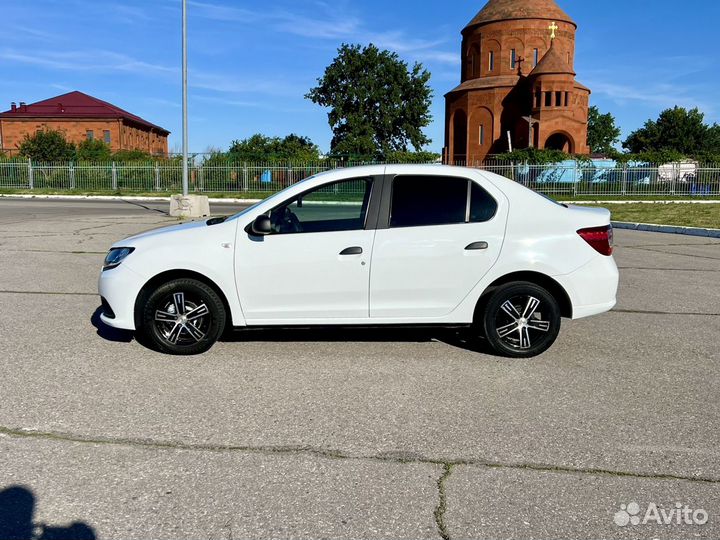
[561,194,720,201]
[590,203,720,229]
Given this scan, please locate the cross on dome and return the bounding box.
[549,21,559,40]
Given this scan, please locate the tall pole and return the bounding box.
[181,0,189,196]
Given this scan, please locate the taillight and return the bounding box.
[577,225,613,256]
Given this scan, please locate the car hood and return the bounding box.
[115,219,210,247]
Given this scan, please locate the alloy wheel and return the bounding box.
[153,291,211,346]
[494,295,552,351]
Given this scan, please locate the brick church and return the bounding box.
[444,0,591,163]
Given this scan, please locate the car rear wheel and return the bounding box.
[139,278,226,355]
[481,282,561,358]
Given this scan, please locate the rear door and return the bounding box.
[369,172,507,319]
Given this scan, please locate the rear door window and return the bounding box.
[390,175,496,228]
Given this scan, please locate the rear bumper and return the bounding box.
[97,264,145,330]
[556,255,619,320]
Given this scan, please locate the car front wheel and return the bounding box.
[481,282,561,358]
[139,278,226,355]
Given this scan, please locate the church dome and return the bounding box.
[465,0,575,30]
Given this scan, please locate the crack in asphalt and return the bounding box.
[624,246,720,261]
[618,242,720,248]
[434,464,453,540]
[618,266,720,272]
[3,425,718,540]
[2,249,106,255]
[1,426,717,485]
[612,308,720,317]
[0,290,97,296]
[121,198,170,215]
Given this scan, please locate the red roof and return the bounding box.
[0,91,170,135]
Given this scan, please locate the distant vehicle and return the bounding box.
[98,165,618,358]
[657,161,698,184]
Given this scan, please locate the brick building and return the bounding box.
[0,91,170,156]
[444,0,591,163]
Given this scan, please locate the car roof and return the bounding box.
[311,163,483,178]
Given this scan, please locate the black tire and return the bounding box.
[138,278,226,355]
[480,281,561,358]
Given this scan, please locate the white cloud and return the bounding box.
[188,71,305,97]
[586,80,713,116]
[186,0,457,66]
[0,48,175,76]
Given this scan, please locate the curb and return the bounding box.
[0,194,262,204]
[612,221,720,238]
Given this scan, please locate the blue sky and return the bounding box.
[1,0,717,154]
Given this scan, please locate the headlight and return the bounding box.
[103,247,135,271]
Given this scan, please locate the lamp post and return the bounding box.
[169,0,209,218]
[181,0,189,197]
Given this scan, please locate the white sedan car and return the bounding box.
[98,165,618,358]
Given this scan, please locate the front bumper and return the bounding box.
[97,263,146,330]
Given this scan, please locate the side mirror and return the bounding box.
[251,214,272,236]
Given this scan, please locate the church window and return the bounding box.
[545,92,552,107]
[564,92,570,107]
[86,130,94,140]
[555,91,562,106]
[479,124,485,145]
[488,51,495,72]
[510,49,516,69]
[534,48,539,66]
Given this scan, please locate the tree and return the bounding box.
[384,150,441,163]
[77,139,112,161]
[228,133,320,162]
[306,43,433,159]
[587,106,621,155]
[623,106,719,155]
[499,147,571,164]
[18,129,76,161]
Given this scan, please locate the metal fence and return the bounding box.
[1,158,719,197]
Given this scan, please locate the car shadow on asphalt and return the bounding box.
[223,326,493,355]
[0,485,96,540]
[90,307,134,343]
[89,305,493,355]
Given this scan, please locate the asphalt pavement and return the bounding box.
[0,196,718,539]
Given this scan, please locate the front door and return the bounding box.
[370,174,506,319]
[235,177,376,322]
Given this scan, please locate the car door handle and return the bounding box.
[340,246,363,255]
[465,241,489,250]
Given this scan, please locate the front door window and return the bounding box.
[269,178,372,234]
